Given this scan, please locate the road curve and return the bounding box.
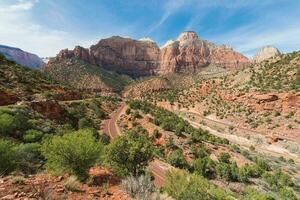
[102,102,170,188]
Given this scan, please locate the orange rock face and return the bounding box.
[0,91,19,106]
[50,32,250,77]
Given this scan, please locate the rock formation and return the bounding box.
[50,37,160,77]
[0,45,44,68]
[49,31,250,76]
[159,31,249,74]
[159,31,210,74]
[252,46,281,63]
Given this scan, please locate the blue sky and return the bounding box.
[0,0,300,57]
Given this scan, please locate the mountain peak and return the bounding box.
[177,31,199,42]
[253,46,281,63]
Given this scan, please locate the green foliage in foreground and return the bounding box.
[0,139,17,175]
[106,129,154,177]
[164,170,234,200]
[41,129,103,181]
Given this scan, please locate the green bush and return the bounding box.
[263,170,295,191]
[167,149,188,169]
[192,157,216,179]
[106,130,154,177]
[15,143,42,174]
[78,117,94,129]
[242,187,276,200]
[218,152,231,163]
[0,139,17,175]
[23,129,43,143]
[164,170,232,200]
[216,162,239,182]
[0,113,16,135]
[41,129,103,181]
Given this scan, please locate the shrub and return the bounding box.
[0,139,17,175]
[191,144,208,159]
[216,162,239,182]
[11,176,26,185]
[164,170,231,200]
[192,157,216,179]
[98,133,110,145]
[78,117,94,129]
[279,187,298,200]
[64,176,80,192]
[15,143,42,174]
[121,175,155,199]
[218,152,231,163]
[23,129,43,143]
[167,149,188,169]
[41,129,103,181]
[0,113,16,135]
[106,130,154,177]
[242,187,276,200]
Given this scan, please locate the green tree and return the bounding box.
[0,113,16,135]
[167,149,188,169]
[192,157,216,179]
[106,130,154,177]
[41,129,103,181]
[78,117,94,129]
[0,139,17,175]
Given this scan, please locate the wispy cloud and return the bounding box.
[147,0,185,34]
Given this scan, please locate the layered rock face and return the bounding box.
[50,37,160,77]
[159,31,249,74]
[159,32,210,74]
[50,31,249,76]
[209,45,250,69]
[253,46,281,63]
[0,45,44,68]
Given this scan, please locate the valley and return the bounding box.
[0,31,299,200]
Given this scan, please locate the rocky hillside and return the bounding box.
[0,45,44,68]
[0,54,80,105]
[49,31,250,77]
[138,51,300,142]
[42,58,133,93]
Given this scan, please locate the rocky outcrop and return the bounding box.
[209,45,250,69]
[253,46,281,63]
[159,31,249,74]
[30,100,63,120]
[0,91,19,106]
[123,77,170,98]
[50,37,160,77]
[159,32,210,74]
[0,45,44,68]
[49,31,249,76]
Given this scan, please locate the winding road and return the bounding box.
[102,102,170,188]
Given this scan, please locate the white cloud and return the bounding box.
[0,0,96,57]
[209,16,300,56]
[0,0,38,12]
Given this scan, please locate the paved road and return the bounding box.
[103,102,127,138]
[102,102,170,188]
